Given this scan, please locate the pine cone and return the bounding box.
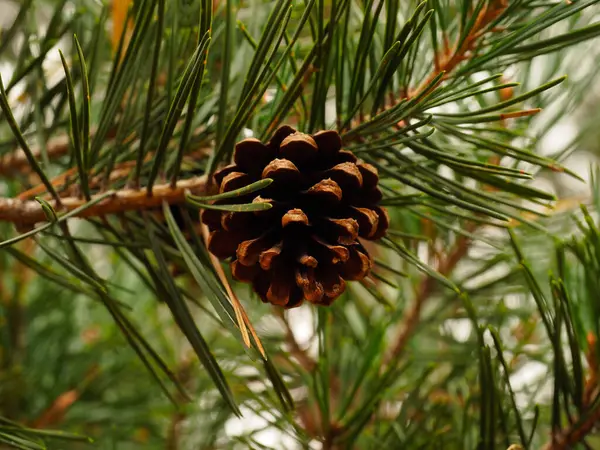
[202,125,389,308]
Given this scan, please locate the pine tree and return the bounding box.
[0,0,600,448]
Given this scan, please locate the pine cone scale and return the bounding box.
[279,133,319,166]
[259,242,283,270]
[357,162,379,189]
[312,130,342,158]
[282,208,310,227]
[351,207,380,238]
[295,268,325,304]
[236,233,275,266]
[340,247,372,280]
[305,179,343,203]
[231,260,260,282]
[262,159,302,184]
[323,217,359,245]
[326,162,363,191]
[234,138,273,172]
[220,172,250,193]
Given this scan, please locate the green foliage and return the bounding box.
[0,0,599,448]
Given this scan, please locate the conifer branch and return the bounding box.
[15,146,210,201]
[166,359,193,450]
[277,310,316,372]
[383,0,524,360]
[0,176,207,227]
[543,405,600,450]
[31,366,99,429]
[410,0,508,96]
[1,0,598,447]
[543,333,600,449]
[385,223,478,364]
[0,134,71,176]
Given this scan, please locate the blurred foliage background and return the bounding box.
[0,0,600,449]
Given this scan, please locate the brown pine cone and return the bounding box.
[202,125,389,308]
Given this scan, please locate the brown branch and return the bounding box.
[276,310,317,372]
[382,0,510,365]
[0,176,207,228]
[541,333,600,449]
[0,239,37,418]
[276,311,348,447]
[32,390,79,429]
[385,223,478,365]
[32,365,99,428]
[17,146,211,201]
[338,0,510,133]
[542,406,600,450]
[583,333,599,407]
[275,310,322,440]
[0,126,113,179]
[410,0,509,98]
[0,134,71,177]
[166,358,193,450]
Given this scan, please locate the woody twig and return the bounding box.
[0,134,71,177]
[0,176,207,228]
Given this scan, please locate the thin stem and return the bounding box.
[542,405,600,450]
[382,1,510,357]
[32,365,99,428]
[0,134,70,176]
[385,222,478,365]
[17,146,210,201]
[166,360,193,450]
[276,310,317,372]
[0,126,118,178]
[0,176,207,228]
[410,0,508,97]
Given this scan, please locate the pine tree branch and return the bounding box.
[542,333,600,449]
[0,134,71,177]
[583,333,599,407]
[0,176,207,228]
[385,223,478,364]
[15,145,211,201]
[410,0,508,97]
[542,405,600,450]
[166,358,193,450]
[276,310,317,372]
[0,126,116,179]
[384,195,592,367]
[383,4,519,358]
[31,365,99,428]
